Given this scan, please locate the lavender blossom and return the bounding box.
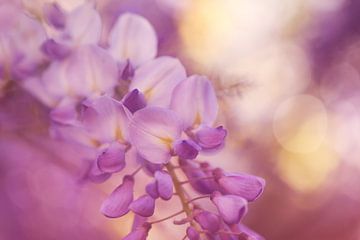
[130,195,155,217]
[101,175,134,218]
[11,2,266,239]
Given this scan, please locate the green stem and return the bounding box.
[165,161,192,216]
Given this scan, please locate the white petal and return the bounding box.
[62,3,102,45]
[129,107,182,164]
[109,13,157,67]
[42,45,118,99]
[130,56,186,107]
[171,75,218,128]
[82,96,131,143]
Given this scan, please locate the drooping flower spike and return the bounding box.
[13,2,266,239]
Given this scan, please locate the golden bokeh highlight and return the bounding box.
[179,0,234,68]
[277,142,338,193]
[273,95,328,154]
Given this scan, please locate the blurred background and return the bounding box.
[1,0,360,239]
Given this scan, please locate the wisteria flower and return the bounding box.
[9,2,266,240]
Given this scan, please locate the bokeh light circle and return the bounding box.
[273,94,328,153]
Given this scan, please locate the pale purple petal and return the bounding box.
[211,192,248,225]
[187,226,200,240]
[100,175,134,218]
[171,75,218,128]
[59,3,101,45]
[42,45,118,99]
[41,60,69,99]
[195,126,227,150]
[123,223,151,240]
[22,77,58,107]
[41,39,70,60]
[129,107,182,164]
[216,172,265,202]
[122,89,147,113]
[64,46,118,95]
[43,3,66,29]
[81,96,131,143]
[137,154,163,176]
[194,210,221,233]
[145,181,159,199]
[50,98,78,124]
[97,142,126,173]
[155,170,173,200]
[130,195,155,217]
[0,4,46,80]
[49,123,97,147]
[130,57,186,107]
[109,13,157,67]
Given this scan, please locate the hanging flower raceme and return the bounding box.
[13,2,266,239]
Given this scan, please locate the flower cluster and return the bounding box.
[3,2,266,239]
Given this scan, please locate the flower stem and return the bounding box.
[165,161,201,232]
[186,195,210,204]
[149,210,185,224]
[165,162,192,216]
[200,230,249,239]
[130,165,142,177]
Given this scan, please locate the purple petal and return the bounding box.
[130,57,186,107]
[173,140,199,160]
[195,126,227,150]
[145,181,159,199]
[211,192,248,225]
[81,96,131,144]
[180,160,218,194]
[129,107,182,164]
[122,89,147,113]
[41,39,70,60]
[216,172,265,202]
[100,175,134,218]
[97,142,126,173]
[171,75,218,128]
[187,226,200,240]
[83,159,111,183]
[237,224,265,240]
[137,154,163,176]
[43,3,66,29]
[120,60,135,80]
[218,232,239,240]
[194,210,221,233]
[109,13,157,67]
[131,215,148,231]
[155,170,173,200]
[130,195,155,217]
[123,223,151,240]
